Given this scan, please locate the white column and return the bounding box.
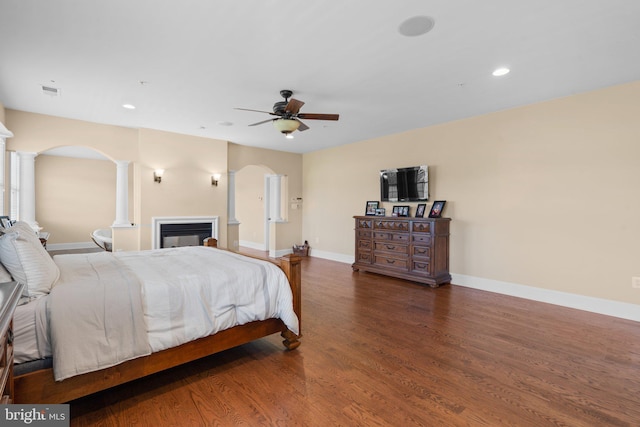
[112,160,130,227]
[270,174,283,222]
[0,122,12,215]
[17,151,39,231]
[227,170,239,224]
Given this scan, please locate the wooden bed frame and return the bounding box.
[13,242,302,404]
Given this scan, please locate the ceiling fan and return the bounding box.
[235,90,339,138]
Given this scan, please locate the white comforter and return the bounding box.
[49,247,299,381]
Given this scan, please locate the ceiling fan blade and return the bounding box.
[248,118,275,127]
[285,98,305,114]
[235,107,277,115]
[295,119,310,131]
[297,113,339,121]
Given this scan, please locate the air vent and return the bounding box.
[41,85,60,97]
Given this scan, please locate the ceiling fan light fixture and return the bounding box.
[273,118,300,134]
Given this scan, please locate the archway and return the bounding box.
[235,164,273,251]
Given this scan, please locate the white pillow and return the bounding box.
[0,262,12,282]
[0,221,60,297]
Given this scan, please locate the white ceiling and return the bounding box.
[1,1,639,154]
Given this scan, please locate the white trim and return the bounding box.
[0,122,13,138]
[308,249,355,265]
[452,273,640,322]
[151,216,219,250]
[273,248,293,258]
[239,240,267,251]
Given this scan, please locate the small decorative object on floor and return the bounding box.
[293,240,309,256]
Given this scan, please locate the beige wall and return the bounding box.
[35,155,117,244]
[5,111,228,250]
[229,143,303,251]
[303,81,640,306]
[6,110,138,159]
[136,128,228,250]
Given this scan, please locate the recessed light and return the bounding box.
[492,67,510,77]
[122,104,136,110]
[398,16,435,37]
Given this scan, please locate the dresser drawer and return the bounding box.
[357,239,373,250]
[373,232,409,243]
[374,242,409,255]
[412,260,432,275]
[356,251,373,264]
[412,222,431,233]
[375,255,409,271]
[412,245,431,258]
[375,220,409,231]
[357,218,373,229]
[412,234,431,245]
[357,229,372,239]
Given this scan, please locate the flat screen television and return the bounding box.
[380,165,428,202]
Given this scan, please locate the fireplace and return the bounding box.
[152,216,219,249]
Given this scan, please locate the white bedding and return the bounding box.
[115,247,299,352]
[46,246,298,381]
[13,295,51,363]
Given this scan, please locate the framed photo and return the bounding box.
[415,203,426,218]
[0,216,11,229]
[428,200,446,218]
[365,201,379,216]
[375,208,386,216]
[393,205,410,217]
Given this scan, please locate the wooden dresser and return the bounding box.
[0,281,23,404]
[352,216,451,287]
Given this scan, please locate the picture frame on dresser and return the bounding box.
[393,205,410,217]
[375,208,386,216]
[365,201,379,216]
[415,204,426,218]
[428,201,446,218]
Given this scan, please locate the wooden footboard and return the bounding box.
[13,252,302,404]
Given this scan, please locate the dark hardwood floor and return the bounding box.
[68,250,640,426]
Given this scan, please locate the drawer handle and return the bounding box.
[385,245,396,250]
[386,259,396,264]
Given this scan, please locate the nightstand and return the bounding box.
[0,281,24,404]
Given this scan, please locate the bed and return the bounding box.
[0,222,301,404]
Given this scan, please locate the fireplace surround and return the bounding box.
[151,216,219,249]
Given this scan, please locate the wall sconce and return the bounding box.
[211,173,221,187]
[154,169,164,183]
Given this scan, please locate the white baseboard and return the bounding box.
[307,249,355,265]
[46,241,97,251]
[452,273,640,322]
[273,248,293,258]
[239,240,267,251]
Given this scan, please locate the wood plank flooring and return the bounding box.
[69,252,640,426]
